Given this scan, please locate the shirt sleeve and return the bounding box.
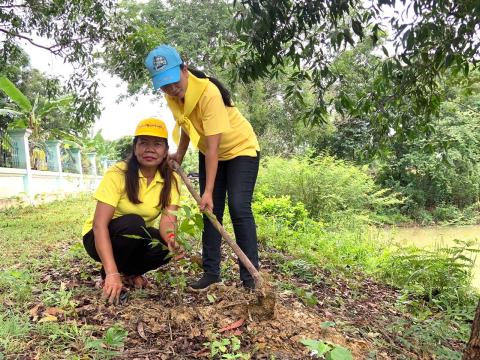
[93,167,124,208]
[200,84,231,136]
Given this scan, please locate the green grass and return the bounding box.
[0,309,30,354]
[0,191,477,359]
[0,194,99,358]
[0,193,94,268]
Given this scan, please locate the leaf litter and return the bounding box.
[14,245,447,359]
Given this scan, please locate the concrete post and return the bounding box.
[70,147,84,189]
[7,129,33,197]
[86,152,97,176]
[46,140,63,191]
[100,155,109,174]
[45,140,63,172]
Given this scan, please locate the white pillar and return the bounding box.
[8,129,33,198]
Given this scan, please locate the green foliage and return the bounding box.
[0,76,32,112]
[175,203,204,250]
[294,287,318,307]
[228,0,478,136]
[0,0,127,123]
[0,269,35,304]
[104,0,234,93]
[0,310,30,354]
[300,338,352,359]
[85,324,128,359]
[112,136,133,161]
[204,335,250,359]
[181,149,199,175]
[103,1,166,94]
[0,75,75,149]
[255,197,384,272]
[41,282,77,313]
[256,155,402,224]
[253,194,309,229]
[379,240,478,309]
[386,309,473,359]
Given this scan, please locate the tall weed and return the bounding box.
[256,155,403,224]
[378,240,478,309]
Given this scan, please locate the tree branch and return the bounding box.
[0,29,62,54]
[0,5,29,9]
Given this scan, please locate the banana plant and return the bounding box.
[0,76,74,169]
[0,76,73,139]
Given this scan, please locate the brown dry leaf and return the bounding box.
[29,304,42,320]
[189,327,201,337]
[45,307,64,316]
[38,314,58,323]
[218,318,245,333]
[137,320,148,341]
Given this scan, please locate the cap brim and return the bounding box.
[151,66,181,90]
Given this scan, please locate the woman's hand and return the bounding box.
[200,191,213,212]
[166,238,185,261]
[168,152,184,166]
[102,273,123,304]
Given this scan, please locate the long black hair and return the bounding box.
[122,137,178,209]
[182,65,234,107]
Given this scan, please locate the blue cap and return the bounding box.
[144,44,183,90]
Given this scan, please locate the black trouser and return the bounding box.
[199,152,260,282]
[83,214,171,277]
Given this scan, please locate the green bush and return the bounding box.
[432,204,462,223]
[256,155,402,224]
[253,194,309,228]
[378,240,478,309]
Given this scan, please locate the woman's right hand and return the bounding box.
[102,273,123,304]
[168,152,183,167]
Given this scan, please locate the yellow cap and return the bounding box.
[134,118,168,139]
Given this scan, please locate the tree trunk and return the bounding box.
[464,298,480,359]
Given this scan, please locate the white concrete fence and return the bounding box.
[0,129,106,205]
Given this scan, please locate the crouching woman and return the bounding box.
[82,118,183,304]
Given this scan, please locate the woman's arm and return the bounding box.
[92,201,122,304]
[170,129,190,165]
[200,133,221,212]
[159,204,184,260]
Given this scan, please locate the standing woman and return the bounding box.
[144,45,260,291]
[82,118,183,304]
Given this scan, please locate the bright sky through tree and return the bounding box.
[21,41,176,142]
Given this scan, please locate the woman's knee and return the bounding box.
[228,198,252,220]
[111,214,146,235]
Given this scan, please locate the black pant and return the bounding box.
[199,152,260,282]
[83,214,171,277]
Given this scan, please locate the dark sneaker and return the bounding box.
[242,279,256,291]
[188,275,222,292]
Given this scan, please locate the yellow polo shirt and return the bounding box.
[167,73,260,161]
[82,162,180,236]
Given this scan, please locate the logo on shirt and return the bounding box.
[153,56,167,71]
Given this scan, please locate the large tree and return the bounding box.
[0,0,130,124]
[226,0,479,139]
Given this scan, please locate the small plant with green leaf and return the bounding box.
[84,324,128,359]
[300,338,352,359]
[294,287,318,307]
[41,282,77,313]
[204,334,250,359]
